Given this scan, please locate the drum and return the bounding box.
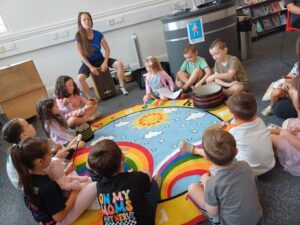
[75,123,94,142]
[192,83,225,110]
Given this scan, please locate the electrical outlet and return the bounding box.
[59,30,69,38]
[53,33,59,40]
[107,18,115,26]
[114,14,124,24]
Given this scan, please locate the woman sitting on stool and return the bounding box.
[75,11,128,99]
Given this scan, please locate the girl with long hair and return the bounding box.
[75,11,128,98]
[54,75,100,127]
[10,137,96,224]
[36,97,85,149]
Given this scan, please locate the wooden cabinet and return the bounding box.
[236,0,287,38]
[0,60,47,120]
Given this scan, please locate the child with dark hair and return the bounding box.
[188,127,262,225]
[36,97,85,149]
[9,137,97,225]
[225,92,275,176]
[207,39,249,97]
[2,118,74,189]
[54,75,100,127]
[87,139,160,225]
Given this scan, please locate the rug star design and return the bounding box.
[73,99,231,225]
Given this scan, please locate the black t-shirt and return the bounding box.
[285,0,300,28]
[97,171,153,225]
[32,174,66,217]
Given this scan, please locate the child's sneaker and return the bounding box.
[119,87,128,95]
[261,105,272,116]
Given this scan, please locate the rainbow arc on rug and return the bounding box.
[73,99,231,225]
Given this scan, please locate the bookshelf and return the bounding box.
[236,0,287,38]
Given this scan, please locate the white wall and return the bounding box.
[0,0,172,93]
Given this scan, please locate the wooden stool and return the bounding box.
[90,70,117,100]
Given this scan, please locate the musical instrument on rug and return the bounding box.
[192,83,225,110]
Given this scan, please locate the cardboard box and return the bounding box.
[0,60,47,119]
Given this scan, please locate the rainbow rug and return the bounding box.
[73,99,232,225]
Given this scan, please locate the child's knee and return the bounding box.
[67,117,77,128]
[192,67,203,76]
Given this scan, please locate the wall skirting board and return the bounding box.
[0,0,171,59]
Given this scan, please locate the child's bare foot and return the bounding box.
[88,112,101,122]
[179,140,195,154]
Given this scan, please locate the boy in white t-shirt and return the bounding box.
[224,92,275,176]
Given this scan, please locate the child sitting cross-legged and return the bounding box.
[207,39,249,97]
[37,97,85,149]
[9,137,97,225]
[176,44,212,96]
[143,56,174,105]
[55,75,100,127]
[180,92,275,176]
[188,127,262,225]
[87,139,160,225]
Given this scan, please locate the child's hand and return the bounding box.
[220,121,228,129]
[54,148,68,159]
[63,98,69,105]
[64,162,76,175]
[282,83,291,91]
[51,143,63,156]
[206,74,215,83]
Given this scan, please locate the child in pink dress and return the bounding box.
[37,97,85,149]
[55,75,100,127]
[271,118,300,176]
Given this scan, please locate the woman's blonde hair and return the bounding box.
[144,56,163,72]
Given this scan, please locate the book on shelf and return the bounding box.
[271,16,280,27]
[267,4,274,13]
[271,2,281,12]
[253,7,262,17]
[278,0,286,10]
[279,14,287,25]
[256,21,264,33]
[262,18,274,30]
[261,5,271,16]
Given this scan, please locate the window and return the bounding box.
[0,14,7,33]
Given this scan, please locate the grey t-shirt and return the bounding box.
[205,161,262,225]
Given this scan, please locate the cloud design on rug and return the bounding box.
[115,121,130,127]
[144,131,162,139]
[163,108,178,113]
[186,112,206,121]
[91,135,115,145]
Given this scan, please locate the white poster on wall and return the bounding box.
[187,18,205,44]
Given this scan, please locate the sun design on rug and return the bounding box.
[133,111,168,129]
